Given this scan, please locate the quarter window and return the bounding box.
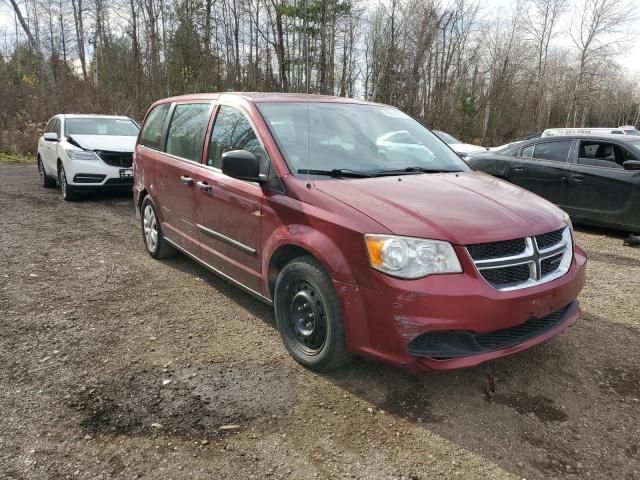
[140,103,170,150]
[208,106,267,170]
[165,103,212,162]
[520,145,534,158]
[532,141,572,162]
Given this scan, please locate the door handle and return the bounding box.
[180,175,194,185]
[571,174,584,182]
[513,166,525,172]
[197,181,212,192]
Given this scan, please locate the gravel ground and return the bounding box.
[1,163,639,480]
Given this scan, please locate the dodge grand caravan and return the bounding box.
[133,93,587,372]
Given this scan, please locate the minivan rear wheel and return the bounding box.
[141,196,176,259]
[274,256,353,371]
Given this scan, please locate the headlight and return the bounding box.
[365,234,462,279]
[66,149,99,161]
[562,211,575,244]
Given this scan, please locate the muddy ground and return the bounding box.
[1,163,639,480]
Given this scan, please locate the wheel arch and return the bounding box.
[263,226,360,299]
[137,188,149,212]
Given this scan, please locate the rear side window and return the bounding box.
[140,104,170,150]
[165,103,212,162]
[532,141,571,162]
[207,106,267,169]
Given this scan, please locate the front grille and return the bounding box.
[475,306,568,351]
[535,229,564,250]
[467,238,526,260]
[541,253,563,277]
[480,264,531,288]
[96,151,133,167]
[466,227,570,291]
[407,304,572,358]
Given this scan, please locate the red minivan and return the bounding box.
[133,93,587,372]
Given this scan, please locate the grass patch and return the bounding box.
[0,152,35,164]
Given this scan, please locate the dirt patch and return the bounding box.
[380,382,442,424]
[76,365,298,437]
[493,392,568,423]
[599,366,640,398]
[587,250,640,268]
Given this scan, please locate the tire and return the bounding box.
[140,196,177,259]
[38,156,56,188]
[274,256,353,372]
[58,163,78,201]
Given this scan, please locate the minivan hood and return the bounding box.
[314,172,565,245]
[68,135,136,152]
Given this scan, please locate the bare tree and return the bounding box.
[566,0,633,126]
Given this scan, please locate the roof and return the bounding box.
[526,134,640,143]
[154,92,390,107]
[58,114,134,120]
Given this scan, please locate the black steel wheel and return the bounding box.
[274,256,353,371]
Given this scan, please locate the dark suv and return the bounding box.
[468,135,640,233]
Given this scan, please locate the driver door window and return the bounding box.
[207,106,268,173]
[577,141,625,169]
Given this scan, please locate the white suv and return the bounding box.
[37,114,140,201]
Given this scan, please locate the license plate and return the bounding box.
[120,168,133,178]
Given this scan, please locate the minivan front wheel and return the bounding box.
[141,196,176,259]
[274,256,353,371]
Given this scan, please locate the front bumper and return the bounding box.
[336,245,587,372]
[64,158,133,189]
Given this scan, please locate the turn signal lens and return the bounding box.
[365,234,462,279]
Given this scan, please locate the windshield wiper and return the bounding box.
[373,166,460,176]
[297,168,373,178]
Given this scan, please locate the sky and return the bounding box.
[0,0,639,75]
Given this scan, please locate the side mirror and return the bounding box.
[623,160,640,171]
[221,150,262,183]
[43,132,59,142]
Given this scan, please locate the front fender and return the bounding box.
[262,224,363,295]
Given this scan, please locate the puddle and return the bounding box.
[74,364,298,437]
[493,392,568,422]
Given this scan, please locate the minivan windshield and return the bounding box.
[258,103,469,177]
[66,117,139,137]
[623,129,640,136]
